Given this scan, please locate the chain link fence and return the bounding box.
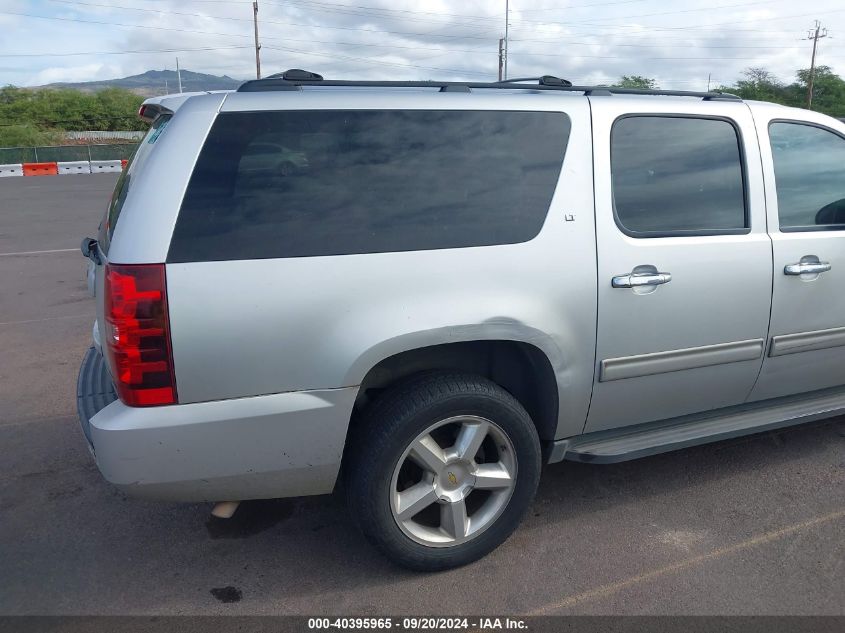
[0,143,139,164]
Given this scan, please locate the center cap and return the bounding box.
[436,461,474,500]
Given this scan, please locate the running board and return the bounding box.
[549,386,845,464]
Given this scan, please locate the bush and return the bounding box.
[0,85,147,139]
[0,124,64,148]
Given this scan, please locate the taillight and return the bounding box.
[104,263,177,406]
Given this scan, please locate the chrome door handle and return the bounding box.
[784,262,831,276]
[612,272,672,289]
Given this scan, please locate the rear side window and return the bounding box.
[99,114,171,254]
[611,116,747,237]
[167,110,570,262]
[769,122,845,231]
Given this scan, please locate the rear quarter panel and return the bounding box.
[165,91,598,439]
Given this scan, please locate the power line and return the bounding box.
[260,45,491,77]
[551,0,797,25]
[0,46,252,58]
[0,39,804,59]
[564,8,845,32]
[43,0,832,34]
[36,0,832,45]
[4,9,497,42]
[0,16,816,65]
[45,0,501,29]
[518,0,651,12]
[28,3,813,50]
[8,1,843,87]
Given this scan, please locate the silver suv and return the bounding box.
[77,71,845,571]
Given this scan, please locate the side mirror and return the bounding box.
[81,237,101,265]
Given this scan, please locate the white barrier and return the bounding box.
[90,160,123,174]
[0,163,23,177]
[0,161,123,176]
[58,161,92,175]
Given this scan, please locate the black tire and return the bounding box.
[345,372,541,571]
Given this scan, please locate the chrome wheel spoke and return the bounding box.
[391,415,517,549]
[473,462,513,490]
[441,498,468,542]
[454,420,489,461]
[395,482,438,520]
[408,434,447,473]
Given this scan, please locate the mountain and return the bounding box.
[41,69,243,96]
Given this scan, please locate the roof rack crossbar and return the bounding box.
[237,72,741,101]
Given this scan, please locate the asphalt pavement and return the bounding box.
[0,175,843,616]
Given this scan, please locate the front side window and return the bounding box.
[168,110,571,262]
[769,122,845,231]
[611,116,747,236]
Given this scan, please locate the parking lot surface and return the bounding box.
[1,175,843,615]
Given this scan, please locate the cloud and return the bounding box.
[1,0,843,88]
[27,62,124,86]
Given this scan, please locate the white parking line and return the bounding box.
[0,248,78,257]
[527,508,845,614]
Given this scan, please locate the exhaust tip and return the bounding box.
[211,501,241,519]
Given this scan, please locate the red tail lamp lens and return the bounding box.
[104,263,177,406]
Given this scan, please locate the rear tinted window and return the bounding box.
[167,110,570,262]
[769,122,845,231]
[99,114,171,254]
[611,116,747,236]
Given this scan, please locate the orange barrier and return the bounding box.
[120,159,128,169]
[22,162,58,176]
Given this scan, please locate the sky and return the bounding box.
[0,0,843,90]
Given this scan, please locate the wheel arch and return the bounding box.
[349,338,560,443]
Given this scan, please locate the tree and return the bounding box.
[719,66,845,117]
[616,75,659,90]
[727,67,788,102]
[792,66,845,116]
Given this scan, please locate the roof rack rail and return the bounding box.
[497,75,573,87]
[237,69,741,101]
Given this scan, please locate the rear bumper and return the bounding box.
[77,347,358,501]
[76,346,117,449]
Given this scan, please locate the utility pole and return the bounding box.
[498,38,505,81]
[176,57,183,93]
[707,73,711,92]
[253,1,262,79]
[805,20,828,110]
[503,0,509,80]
